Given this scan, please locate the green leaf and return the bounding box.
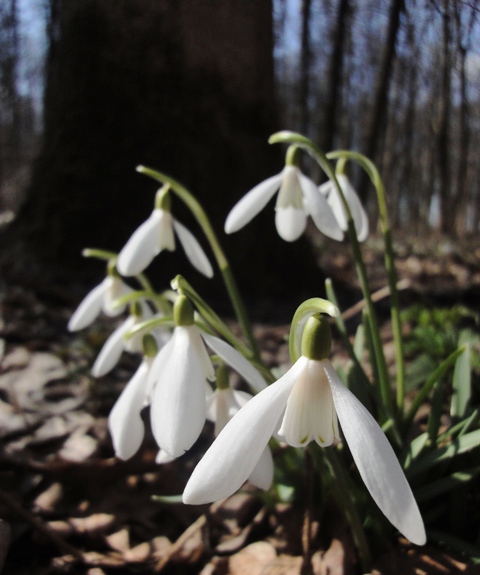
[402,432,429,469]
[427,530,480,563]
[407,428,480,478]
[414,466,480,502]
[451,343,471,420]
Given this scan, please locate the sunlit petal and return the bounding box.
[275,206,307,241]
[173,219,214,278]
[151,327,207,457]
[337,175,369,241]
[248,446,274,490]
[224,173,283,234]
[201,332,267,391]
[206,388,253,436]
[108,359,151,459]
[324,360,426,545]
[92,316,135,377]
[156,450,177,464]
[188,326,215,381]
[301,176,344,241]
[279,359,339,447]
[68,281,109,331]
[183,357,307,505]
[117,209,164,276]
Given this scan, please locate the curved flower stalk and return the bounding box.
[224,147,343,242]
[117,186,213,278]
[183,313,426,546]
[68,274,132,332]
[92,303,170,378]
[319,174,369,242]
[148,295,267,458]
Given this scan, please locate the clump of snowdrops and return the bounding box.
[69,131,480,569]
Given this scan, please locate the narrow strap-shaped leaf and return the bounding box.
[451,343,471,420]
[414,466,480,503]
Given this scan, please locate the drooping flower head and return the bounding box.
[108,334,159,460]
[68,265,132,332]
[225,146,343,242]
[117,185,213,278]
[319,174,369,242]
[147,294,267,459]
[184,302,426,546]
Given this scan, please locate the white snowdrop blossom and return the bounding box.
[225,165,344,242]
[206,384,274,490]
[117,208,213,278]
[108,355,154,460]
[92,304,169,378]
[68,275,132,332]
[183,316,426,546]
[319,174,369,242]
[147,301,267,459]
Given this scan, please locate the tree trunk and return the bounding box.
[358,0,405,203]
[4,0,326,311]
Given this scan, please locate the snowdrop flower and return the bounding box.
[148,295,266,459]
[319,174,369,241]
[68,273,132,331]
[205,365,274,490]
[184,314,426,546]
[92,302,169,378]
[108,334,158,459]
[225,147,343,242]
[117,186,213,278]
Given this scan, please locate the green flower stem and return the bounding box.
[82,248,118,260]
[136,165,260,362]
[173,275,274,383]
[327,150,406,414]
[269,132,394,420]
[324,447,372,571]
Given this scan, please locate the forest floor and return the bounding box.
[1,232,480,575]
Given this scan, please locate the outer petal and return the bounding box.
[117,210,163,276]
[207,388,253,436]
[248,446,274,490]
[224,173,283,234]
[92,317,134,377]
[201,332,267,392]
[275,206,307,241]
[183,357,307,505]
[108,359,151,459]
[301,175,344,241]
[156,450,177,464]
[68,281,108,331]
[103,277,132,316]
[173,219,214,278]
[324,361,426,545]
[337,175,369,241]
[188,326,215,381]
[150,327,207,457]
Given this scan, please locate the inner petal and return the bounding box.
[279,359,338,447]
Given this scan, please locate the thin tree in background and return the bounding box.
[358,0,405,204]
[299,0,313,135]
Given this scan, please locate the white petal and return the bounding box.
[301,176,344,241]
[318,180,333,197]
[156,450,177,464]
[68,281,109,331]
[150,327,207,457]
[117,210,163,276]
[183,357,307,505]
[207,388,253,436]
[173,219,214,278]
[201,332,267,392]
[108,359,151,459]
[92,317,134,377]
[224,173,283,234]
[337,175,369,241]
[103,277,132,316]
[274,206,307,242]
[248,446,274,490]
[279,359,339,447]
[188,326,215,381]
[158,210,175,251]
[324,361,426,545]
